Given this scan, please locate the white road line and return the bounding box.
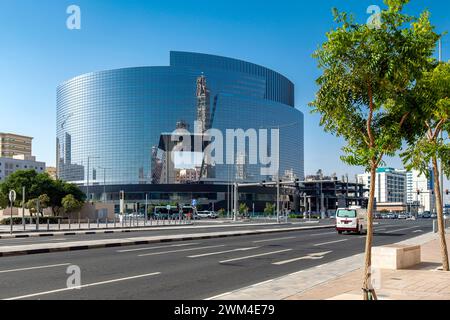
[252,236,296,243]
[117,242,200,253]
[0,263,71,274]
[188,247,260,258]
[375,228,386,231]
[273,251,332,265]
[309,232,336,236]
[386,226,421,234]
[314,239,348,247]
[138,245,225,257]
[219,249,292,264]
[205,291,234,301]
[4,272,161,300]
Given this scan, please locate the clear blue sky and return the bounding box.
[1,0,449,180]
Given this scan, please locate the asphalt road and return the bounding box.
[0,220,432,300]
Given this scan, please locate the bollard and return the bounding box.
[114,218,116,229]
[47,219,50,231]
[79,219,81,230]
[58,219,61,231]
[106,219,108,229]
[433,220,438,233]
[97,219,100,229]
[88,219,90,230]
[122,218,124,228]
[69,219,71,230]
[37,215,40,231]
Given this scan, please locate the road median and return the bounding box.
[0,224,334,258]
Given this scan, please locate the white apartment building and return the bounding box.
[357,167,407,211]
[406,169,435,213]
[0,155,46,182]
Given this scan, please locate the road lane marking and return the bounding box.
[138,245,225,257]
[4,272,161,300]
[314,239,348,247]
[413,230,424,233]
[219,249,292,264]
[117,242,200,253]
[273,251,332,265]
[310,232,336,236]
[386,226,421,234]
[252,237,296,243]
[188,247,260,258]
[0,263,71,274]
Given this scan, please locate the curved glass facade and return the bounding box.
[56,52,304,186]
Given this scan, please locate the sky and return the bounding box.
[0,0,449,182]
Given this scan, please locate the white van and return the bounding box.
[336,206,367,235]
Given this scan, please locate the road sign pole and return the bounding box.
[9,190,17,235]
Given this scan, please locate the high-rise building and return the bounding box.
[0,133,33,158]
[357,167,407,212]
[406,169,435,213]
[56,51,304,207]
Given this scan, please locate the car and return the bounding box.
[336,207,367,235]
[444,214,450,220]
[208,211,218,219]
[422,212,432,219]
[196,211,211,219]
[431,213,437,219]
[397,214,407,219]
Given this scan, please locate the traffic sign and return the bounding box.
[191,199,197,207]
[9,190,16,203]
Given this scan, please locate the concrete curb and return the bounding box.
[0,225,334,258]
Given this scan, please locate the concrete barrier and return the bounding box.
[372,245,421,270]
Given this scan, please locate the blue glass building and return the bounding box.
[56,52,304,206]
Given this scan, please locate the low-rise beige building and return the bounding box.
[0,132,33,158]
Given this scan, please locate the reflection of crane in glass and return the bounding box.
[61,113,74,129]
[199,94,219,180]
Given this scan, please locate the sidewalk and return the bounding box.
[211,232,450,300]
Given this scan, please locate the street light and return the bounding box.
[98,166,111,203]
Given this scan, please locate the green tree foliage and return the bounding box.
[239,203,249,215]
[61,194,84,215]
[0,170,85,216]
[264,203,274,215]
[0,192,8,210]
[309,0,439,299]
[402,62,450,271]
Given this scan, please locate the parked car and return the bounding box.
[422,212,432,219]
[431,213,437,219]
[397,213,407,219]
[197,211,211,219]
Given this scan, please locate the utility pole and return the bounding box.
[276,178,280,223]
[22,186,26,230]
[234,182,238,222]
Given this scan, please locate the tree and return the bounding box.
[0,192,8,210]
[62,194,84,217]
[309,0,439,299]
[0,170,85,216]
[402,62,450,271]
[264,203,274,215]
[239,203,249,215]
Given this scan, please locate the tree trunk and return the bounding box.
[362,164,377,300]
[432,156,449,271]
